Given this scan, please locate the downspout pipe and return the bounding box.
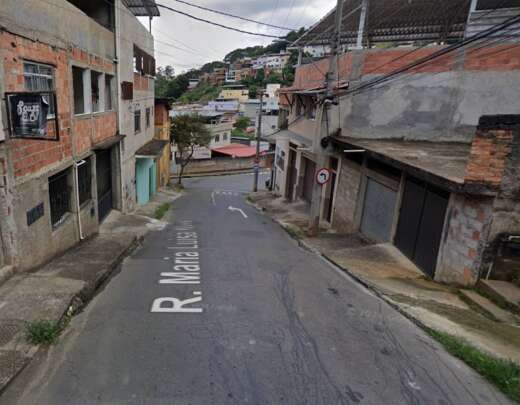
[74,160,87,240]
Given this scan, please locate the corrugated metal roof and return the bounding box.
[212,143,258,158]
[122,0,160,17]
[293,0,473,47]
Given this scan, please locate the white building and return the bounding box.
[252,51,291,72]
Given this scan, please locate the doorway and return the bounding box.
[96,149,113,222]
[395,177,449,278]
[285,148,297,201]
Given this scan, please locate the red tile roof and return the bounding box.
[212,143,258,158]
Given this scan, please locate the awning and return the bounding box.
[92,134,125,150]
[135,139,169,158]
[212,143,258,158]
[122,0,160,17]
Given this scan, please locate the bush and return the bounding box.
[25,320,61,345]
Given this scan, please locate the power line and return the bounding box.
[163,0,295,31]
[346,12,520,97]
[155,3,288,39]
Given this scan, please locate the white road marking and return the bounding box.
[228,206,248,219]
[211,191,216,206]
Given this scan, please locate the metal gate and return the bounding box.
[395,177,449,277]
[302,158,316,203]
[360,178,397,243]
[96,149,113,222]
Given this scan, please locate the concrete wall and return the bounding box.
[182,156,267,176]
[292,46,520,144]
[115,0,155,212]
[436,194,494,286]
[1,0,115,60]
[332,157,363,233]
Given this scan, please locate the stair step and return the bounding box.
[478,279,520,314]
[460,289,519,324]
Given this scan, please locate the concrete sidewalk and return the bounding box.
[0,188,181,391]
[249,191,520,364]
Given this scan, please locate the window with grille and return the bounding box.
[91,71,102,112]
[214,134,220,142]
[77,160,91,205]
[134,110,141,133]
[105,75,114,110]
[49,169,71,227]
[23,61,55,118]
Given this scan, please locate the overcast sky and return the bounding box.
[140,0,336,73]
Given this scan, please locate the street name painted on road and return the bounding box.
[151,220,204,314]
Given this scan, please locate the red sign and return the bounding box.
[316,168,331,185]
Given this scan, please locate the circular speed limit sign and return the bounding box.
[316,168,331,185]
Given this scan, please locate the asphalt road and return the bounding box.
[1,173,511,405]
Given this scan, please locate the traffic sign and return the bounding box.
[316,168,331,185]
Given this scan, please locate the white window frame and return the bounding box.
[23,60,56,119]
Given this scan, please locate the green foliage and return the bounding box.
[154,203,171,220]
[171,115,212,184]
[428,330,520,402]
[224,28,306,63]
[25,320,61,345]
[233,116,250,132]
[179,83,221,104]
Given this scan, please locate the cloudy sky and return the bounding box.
[141,0,336,73]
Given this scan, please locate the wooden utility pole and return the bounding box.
[307,0,345,236]
[253,90,264,192]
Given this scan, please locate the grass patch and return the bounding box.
[428,329,520,402]
[25,320,61,345]
[154,203,171,220]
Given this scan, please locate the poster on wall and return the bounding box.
[6,92,59,141]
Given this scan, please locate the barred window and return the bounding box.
[49,169,71,227]
[77,159,92,205]
[23,61,55,118]
[146,107,151,128]
[134,110,141,133]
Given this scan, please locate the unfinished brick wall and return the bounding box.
[1,31,117,178]
[2,32,73,178]
[436,194,494,286]
[332,157,362,233]
[464,118,515,188]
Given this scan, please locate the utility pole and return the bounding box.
[307,0,345,236]
[253,90,264,192]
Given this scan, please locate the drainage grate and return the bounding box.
[0,322,24,346]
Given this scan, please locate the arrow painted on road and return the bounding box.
[228,206,248,219]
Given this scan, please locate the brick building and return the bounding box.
[0,0,159,272]
[273,0,520,286]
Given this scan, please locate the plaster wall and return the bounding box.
[1,0,115,60]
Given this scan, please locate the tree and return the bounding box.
[171,115,212,186]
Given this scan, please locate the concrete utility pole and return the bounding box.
[253,90,264,192]
[308,0,345,236]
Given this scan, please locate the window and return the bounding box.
[214,134,220,142]
[49,169,71,227]
[77,159,91,205]
[72,66,89,115]
[23,61,55,118]
[105,75,114,110]
[223,133,228,141]
[146,107,151,128]
[91,71,102,113]
[134,110,141,133]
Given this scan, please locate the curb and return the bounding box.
[247,198,481,353]
[172,169,270,179]
[0,235,143,396]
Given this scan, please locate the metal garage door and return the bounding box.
[360,178,397,243]
[395,177,449,278]
[302,158,316,203]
